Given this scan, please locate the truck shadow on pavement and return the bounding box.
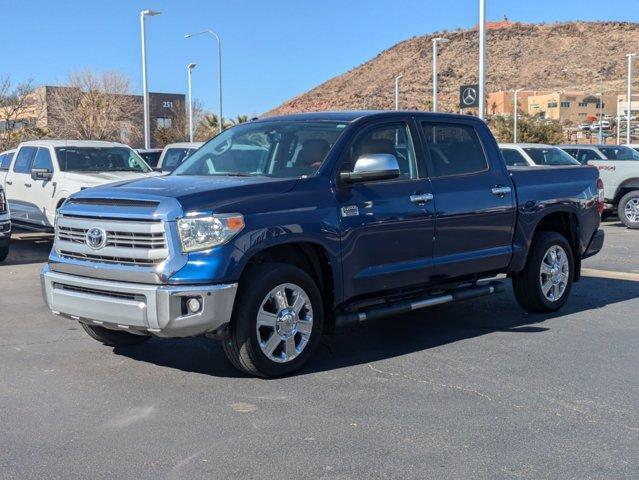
[112,275,639,378]
[1,231,53,267]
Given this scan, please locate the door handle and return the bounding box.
[410,193,434,204]
[5,180,12,185]
[491,186,511,197]
[24,183,32,188]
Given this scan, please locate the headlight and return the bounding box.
[177,214,244,253]
[0,190,5,213]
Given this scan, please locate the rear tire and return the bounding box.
[222,263,323,378]
[513,232,574,313]
[81,323,151,347]
[617,191,639,229]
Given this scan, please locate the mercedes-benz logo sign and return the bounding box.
[462,87,477,106]
[86,227,107,250]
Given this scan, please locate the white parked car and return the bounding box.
[0,185,10,262]
[0,149,16,186]
[157,142,203,173]
[499,143,581,167]
[559,144,639,228]
[4,140,154,231]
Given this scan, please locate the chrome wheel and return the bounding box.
[624,198,639,223]
[255,283,314,363]
[539,245,569,302]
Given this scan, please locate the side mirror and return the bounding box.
[340,154,400,183]
[31,168,53,181]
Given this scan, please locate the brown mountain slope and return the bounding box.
[265,21,639,116]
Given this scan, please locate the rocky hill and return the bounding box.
[266,21,639,115]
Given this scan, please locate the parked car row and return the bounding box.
[0,140,204,241]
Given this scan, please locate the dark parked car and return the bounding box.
[42,112,604,377]
[135,148,162,168]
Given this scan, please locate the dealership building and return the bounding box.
[1,86,185,148]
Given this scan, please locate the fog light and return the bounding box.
[186,297,202,314]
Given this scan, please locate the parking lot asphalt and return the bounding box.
[0,221,637,479]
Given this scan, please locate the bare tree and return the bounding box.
[47,70,142,144]
[0,76,46,150]
[154,99,205,147]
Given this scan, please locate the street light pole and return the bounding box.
[617,98,622,145]
[478,0,486,120]
[395,74,403,110]
[597,91,604,144]
[432,38,449,112]
[627,53,637,145]
[140,9,161,149]
[185,29,223,134]
[187,63,197,143]
[513,88,523,143]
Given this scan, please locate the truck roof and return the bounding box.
[17,139,132,148]
[258,110,481,123]
[499,143,554,148]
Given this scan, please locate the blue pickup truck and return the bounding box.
[41,112,604,377]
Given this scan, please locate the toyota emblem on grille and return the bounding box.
[86,227,107,250]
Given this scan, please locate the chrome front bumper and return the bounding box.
[40,265,238,338]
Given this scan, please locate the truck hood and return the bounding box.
[69,174,299,218]
[64,171,155,186]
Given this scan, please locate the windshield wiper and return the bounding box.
[221,172,260,177]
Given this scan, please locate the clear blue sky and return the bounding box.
[1,0,637,117]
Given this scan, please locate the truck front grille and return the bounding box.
[55,215,169,267]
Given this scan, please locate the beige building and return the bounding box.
[527,92,617,123]
[487,90,542,116]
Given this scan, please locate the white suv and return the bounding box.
[4,140,154,230]
[157,142,203,173]
[559,144,639,228]
[499,143,581,167]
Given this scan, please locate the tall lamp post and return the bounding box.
[395,74,403,110]
[627,53,637,145]
[432,37,449,112]
[478,0,486,120]
[597,92,604,144]
[617,97,623,145]
[185,29,223,134]
[187,63,197,142]
[513,88,524,143]
[140,9,161,149]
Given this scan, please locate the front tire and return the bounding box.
[81,323,151,347]
[513,232,574,313]
[222,263,323,378]
[0,245,8,263]
[618,191,639,229]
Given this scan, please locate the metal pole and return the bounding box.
[513,89,523,143]
[187,63,196,143]
[627,53,636,145]
[478,0,486,120]
[599,92,604,144]
[185,30,223,134]
[395,75,403,110]
[432,38,449,112]
[432,40,438,112]
[617,98,621,145]
[140,10,160,149]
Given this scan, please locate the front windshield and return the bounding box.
[173,121,347,178]
[523,147,580,166]
[55,147,151,173]
[598,146,639,161]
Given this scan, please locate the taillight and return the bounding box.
[596,178,604,214]
[0,189,5,213]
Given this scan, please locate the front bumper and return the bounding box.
[40,265,238,338]
[582,228,604,259]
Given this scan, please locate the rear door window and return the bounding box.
[578,149,602,163]
[421,122,488,177]
[32,147,54,171]
[13,147,37,173]
[500,148,528,166]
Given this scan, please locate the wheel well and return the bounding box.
[614,186,639,205]
[242,243,336,327]
[534,211,581,280]
[56,198,66,209]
